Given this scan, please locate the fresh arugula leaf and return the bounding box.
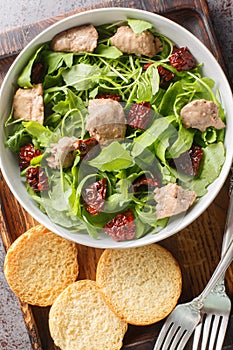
[5,125,31,152]
[200,142,225,183]
[132,115,176,157]
[127,18,153,34]
[17,44,46,88]
[190,142,225,197]
[88,141,134,172]
[22,121,54,147]
[43,67,66,89]
[82,216,100,238]
[136,80,152,102]
[153,127,174,164]
[158,81,183,116]
[167,124,195,159]
[62,63,102,90]
[135,217,149,238]
[44,51,73,74]
[135,205,157,227]
[30,154,44,166]
[95,44,123,58]
[52,88,87,138]
[146,64,160,95]
[41,197,85,228]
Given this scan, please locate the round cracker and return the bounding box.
[96,244,182,325]
[4,225,78,306]
[49,280,128,350]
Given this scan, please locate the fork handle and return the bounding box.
[197,238,233,302]
[195,224,233,303]
[191,175,233,307]
[197,185,233,302]
[195,183,233,302]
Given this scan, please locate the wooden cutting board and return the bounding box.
[0,0,232,349]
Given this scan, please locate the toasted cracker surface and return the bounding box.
[96,244,182,325]
[4,225,78,306]
[49,279,128,350]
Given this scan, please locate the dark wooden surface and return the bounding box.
[0,0,233,349]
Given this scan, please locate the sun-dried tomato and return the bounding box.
[26,166,49,192]
[19,144,42,171]
[143,63,174,87]
[172,45,179,53]
[82,178,107,215]
[157,65,175,86]
[143,62,153,71]
[96,93,121,102]
[127,102,152,130]
[169,46,196,71]
[76,138,100,160]
[104,209,136,241]
[171,145,204,176]
[31,63,45,84]
[132,174,160,196]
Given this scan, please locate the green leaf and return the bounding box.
[136,81,152,102]
[136,65,160,102]
[95,44,123,58]
[158,81,183,116]
[53,88,86,115]
[135,218,148,238]
[89,86,99,99]
[69,173,99,217]
[41,197,84,228]
[39,173,85,229]
[146,64,160,95]
[17,44,46,88]
[201,128,217,145]
[62,63,102,90]
[135,206,157,226]
[132,115,176,157]
[43,67,65,89]
[44,51,73,74]
[5,125,31,153]
[30,154,43,166]
[82,216,100,239]
[127,18,153,34]
[88,141,134,172]
[52,88,87,138]
[154,128,173,164]
[200,142,225,183]
[191,142,225,197]
[168,124,195,159]
[22,121,53,147]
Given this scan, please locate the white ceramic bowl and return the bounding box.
[1,8,233,248]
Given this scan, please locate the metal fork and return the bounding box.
[153,222,233,350]
[192,186,233,350]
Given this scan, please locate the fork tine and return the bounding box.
[153,321,174,350]
[172,326,195,350]
[208,315,221,350]
[168,327,187,350]
[192,323,202,350]
[158,323,181,349]
[201,315,212,350]
[155,324,193,350]
[212,315,229,350]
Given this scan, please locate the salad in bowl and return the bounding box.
[1,8,232,248]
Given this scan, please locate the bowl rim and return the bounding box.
[1,7,233,248]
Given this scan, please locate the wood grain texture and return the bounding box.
[0,0,232,349]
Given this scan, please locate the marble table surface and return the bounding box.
[0,0,232,349]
